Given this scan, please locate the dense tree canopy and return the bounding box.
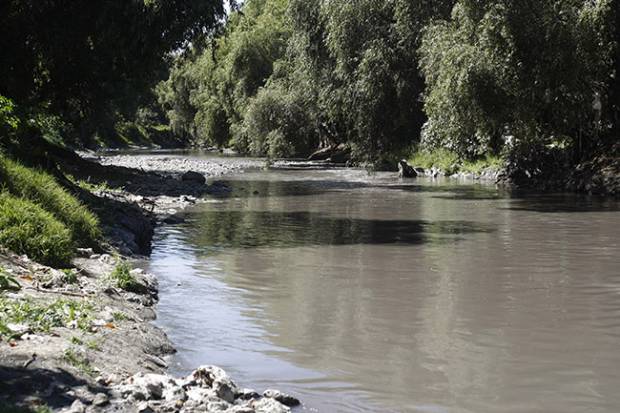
[0,0,225,144]
[419,0,616,159]
[155,0,618,178]
[3,0,616,178]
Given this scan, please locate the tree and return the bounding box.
[158,0,291,150]
[419,0,616,160]
[0,0,225,145]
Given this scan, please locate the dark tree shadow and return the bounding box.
[502,195,620,213]
[214,178,508,201]
[0,366,109,411]
[186,210,496,249]
[219,179,374,199]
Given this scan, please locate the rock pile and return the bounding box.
[112,366,300,413]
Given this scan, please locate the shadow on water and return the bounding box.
[214,178,508,200]
[215,179,374,199]
[188,210,495,249]
[222,178,617,210]
[502,194,620,213]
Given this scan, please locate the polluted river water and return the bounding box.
[145,164,620,413]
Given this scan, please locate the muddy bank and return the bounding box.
[1,153,299,413]
[0,249,171,410]
[0,249,298,413]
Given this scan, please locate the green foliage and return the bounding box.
[61,269,78,285]
[0,155,101,244]
[419,0,616,160]
[461,154,504,175]
[63,348,96,376]
[0,192,74,267]
[0,0,225,145]
[409,149,503,175]
[0,297,93,340]
[158,0,456,162]
[86,339,101,351]
[409,149,461,175]
[157,0,291,151]
[109,261,146,294]
[0,96,20,132]
[156,0,617,179]
[239,83,318,157]
[0,267,20,292]
[112,311,129,322]
[0,404,52,413]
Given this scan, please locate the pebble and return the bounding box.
[92,393,109,406]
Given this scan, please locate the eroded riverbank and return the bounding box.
[1,152,301,413]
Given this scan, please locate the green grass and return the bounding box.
[409,149,504,175]
[0,192,75,267]
[0,404,52,413]
[461,154,504,174]
[409,149,460,175]
[86,339,101,351]
[0,297,93,340]
[109,261,146,293]
[63,348,96,376]
[0,155,101,244]
[112,311,128,321]
[61,269,78,284]
[0,267,20,291]
[67,174,122,194]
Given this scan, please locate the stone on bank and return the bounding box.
[112,366,299,413]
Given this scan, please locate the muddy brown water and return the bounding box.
[147,166,620,413]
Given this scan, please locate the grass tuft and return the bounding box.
[409,149,504,175]
[63,348,96,376]
[109,261,146,293]
[0,155,101,244]
[0,267,20,291]
[0,404,52,413]
[0,192,74,267]
[409,149,460,175]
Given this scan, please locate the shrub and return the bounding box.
[0,155,101,244]
[109,261,146,293]
[409,149,460,175]
[0,192,74,267]
[241,85,318,158]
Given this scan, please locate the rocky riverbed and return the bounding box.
[93,152,265,180]
[0,152,301,413]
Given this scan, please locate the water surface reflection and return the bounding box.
[149,168,620,413]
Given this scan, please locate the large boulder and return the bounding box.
[181,171,206,185]
[398,160,418,178]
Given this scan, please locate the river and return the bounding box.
[145,164,620,413]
